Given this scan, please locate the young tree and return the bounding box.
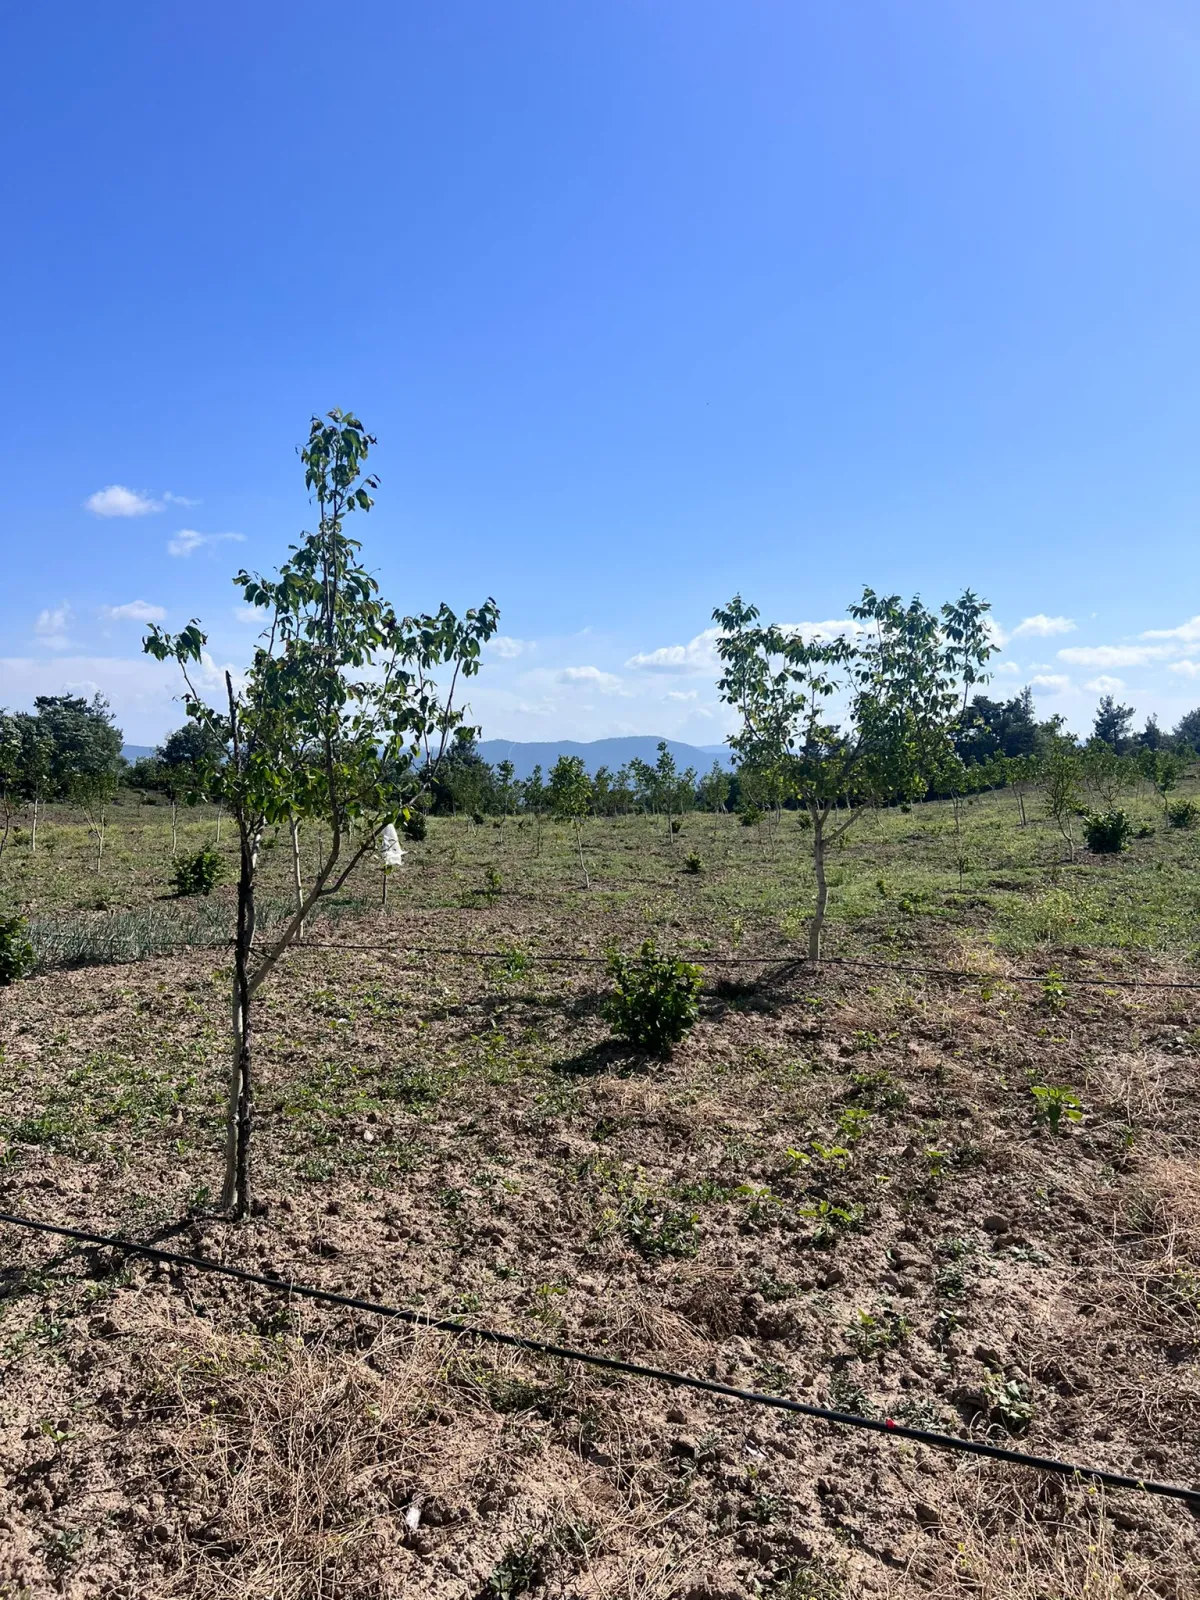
[1174,706,1200,752]
[1039,735,1083,860]
[13,713,54,852]
[714,587,993,960]
[145,410,498,1218]
[698,760,731,813]
[157,721,226,853]
[495,758,517,816]
[548,753,592,888]
[1092,693,1135,752]
[0,713,20,870]
[34,694,125,870]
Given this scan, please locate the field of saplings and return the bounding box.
[1,787,1199,1599]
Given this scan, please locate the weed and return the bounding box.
[984,1373,1034,1433]
[1030,1083,1083,1135]
[484,1534,546,1597]
[798,1198,864,1246]
[623,1197,700,1259]
[1041,970,1066,1009]
[770,1558,845,1599]
[835,1106,872,1144]
[483,864,502,898]
[827,1368,878,1417]
[845,1304,910,1358]
[683,851,703,874]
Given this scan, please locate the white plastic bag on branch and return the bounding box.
[378,823,405,870]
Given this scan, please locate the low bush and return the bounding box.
[1167,798,1200,830]
[683,852,702,874]
[172,848,223,897]
[604,939,703,1055]
[739,806,762,828]
[0,915,35,984]
[401,809,428,842]
[1082,809,1132,854]
[670,817,682,834]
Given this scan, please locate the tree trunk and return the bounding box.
[30,799,38,854]
[215,808,223,845]
[289,816,304,940]
[1016,787,1027,827]
[222,834,258,1218]
[171,801,178,857]
[575,820,590,890]
[809,809,828,963]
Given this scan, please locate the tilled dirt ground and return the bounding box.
[1,900,1199,1598]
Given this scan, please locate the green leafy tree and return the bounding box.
[0,713,21,870]
[714,587,993,960]
[1173,707,1200,752]
[33,694,125,870]
[548,753,592,888]
[1137,746,1183,812]
[1081,739,1133,809]
[495,758,517,816]
[145,410,498,1217]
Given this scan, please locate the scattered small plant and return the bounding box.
[798,1198,864,1246]
[984,1373,1034,1433]
[1030,1083,1083,1135]
[0,915,35,985]
[1167,798,1199,830]
[483,864,502,898]
[683,851,702,874]
[846,1304,910,1358]
[171,847,223,897]
[1041,970,1066,1009]
[623,1197,700,1258]
[1082,808,1133,854]
[740,806,763,827]
[603,939,703,1055]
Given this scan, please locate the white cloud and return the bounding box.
[1057,644,1173,668]
[1168,660,1200,678]
[993,660,1022,675]
[1084,675,1126,693]
[665,690,698,702]
[234,604,265,623]
[487,635,532,659]
[102,600,166,624]
[556,666,624,692]
[1142,615,1200,643]
[34,604,72,650]
[85,485,163,517]
[625,626,722,675]
[168,529,246,558]
[163,491,200,507]
[1031,673,1073,693]
[1012,614,1076,638]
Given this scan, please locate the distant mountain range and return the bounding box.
[122,736,735,780]
[475,736,733,780]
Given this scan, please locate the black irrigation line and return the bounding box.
[287,937,1200,991]
[2,1210,1197,1507]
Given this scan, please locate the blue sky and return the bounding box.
[4,1,1200,746]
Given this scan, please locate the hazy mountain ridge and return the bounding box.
[474,736,733,780]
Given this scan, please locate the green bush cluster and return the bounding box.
[1082,809,1132,854]
[402,809,428,841]
[1167,798,1200,830]
[0,915,35,984]
[171,847,223,897]
[604,939,703,1055]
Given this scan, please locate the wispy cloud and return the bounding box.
[556,665,624,692]
[1012,614,1075,638]
[1057,644,1173,668]
[1168,660,1200,678]
[1142,615,1200,643]
[1031,673,1072,693]
[487,635,532,659]
[168,529,245,558]
[665,690,698,702]
[85,485,163,517]
[625,627,722,674]
[101,600,166,624]
[164,491,200,507]
[34,604,73,650]
[1084,675,1126,693]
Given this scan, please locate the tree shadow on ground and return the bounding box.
[548,1039,647,1078]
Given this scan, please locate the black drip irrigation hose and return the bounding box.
[3,1210,1197,1507]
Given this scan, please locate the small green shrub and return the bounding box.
[683,851,702,874]
[171,848,223,897]
[1167,798,1200,830]
[401,809,428,842]
[740,806,763,827]
[471,809,486,827]
[0,915,35,984]
[1031,1083,1083,1135]
[1082,809,1132,854]
[603,939,703,1055]
[670,817,682,834]
[483,865,502,898]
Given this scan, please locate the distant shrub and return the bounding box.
[0,915,35,985]
[483,865,502,898]
[1082,809,1132,854]
[739,806,762,828]
[796,811,812,830]
[471,810,486,827]
[402,809,428,842]
[684,852,702,874]
[604,939,703,1056]
[670,817,682,834]
[172,848,223,897]
[1167,799,1200,831]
